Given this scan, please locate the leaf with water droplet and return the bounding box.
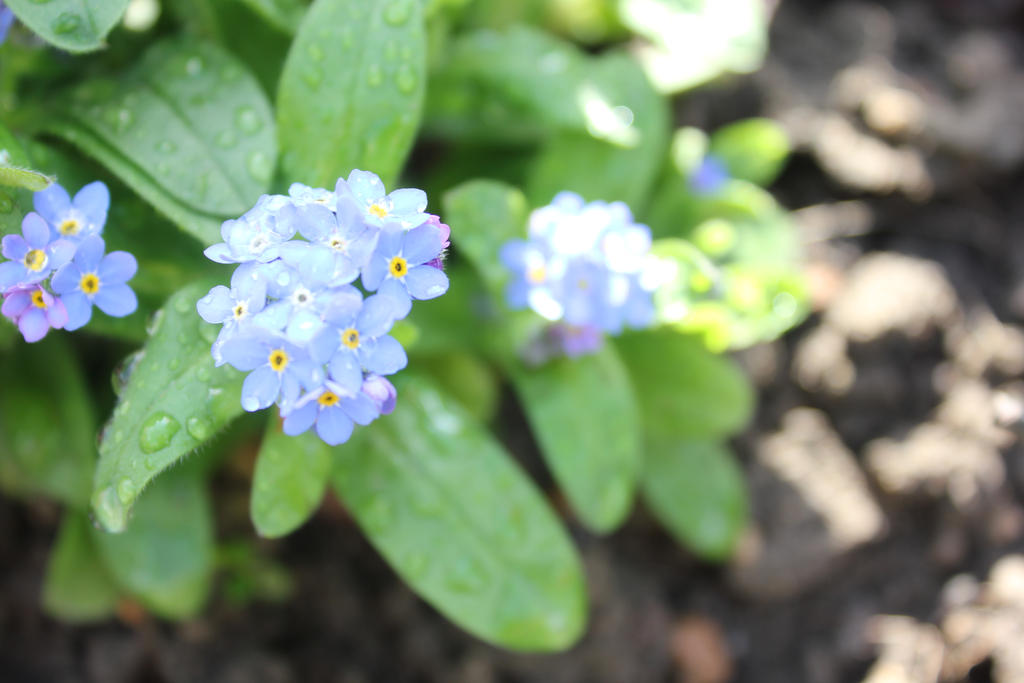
[91,283,244,533]
[92,468,214,618]
[642,437,748,560]
[277,0,425,188]
[45,38,277,244]
[511,344,642,533]
[234,0,306,34]
[5,0,129,52]
[42,512,121,622]
[0,336,97,509]
[250,416,331,538]
[0,162,55,193]
[334,376,587,652]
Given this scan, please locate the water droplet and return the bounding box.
[215,130,237,148]
[306,43,325,63]
[220,64,241,82]
[235,107,263,134]
[93,486,127,533]
[302,67,323,90]
[198,323,218,345]
[383,0,411,26]
[185,56,204,76]
[139,412,181,453]
[113,430,124,444]
[366,64,383,87]
[446,556,488,594]
[174,296,191,314]
[196,365,212,382]
[168,357,180,371]
[0,194,12,214]
[247,151,272,183]
[156,162,170,176]
[395,65,417,94]
[52,12,81,35]
[384,40,398,61]
[157,140,177,153]
[186,415,214,441]
[116,477,136,505]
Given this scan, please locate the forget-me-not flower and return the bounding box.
[362,223,449,318]
[282,379,381,446]
[335,169,430,230]
[51,235,138,331]
[1,285,67,342]
[0,213,75,290]
[220,331,323,412]
[34,181,110,242]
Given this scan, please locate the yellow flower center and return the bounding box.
[389,256,407,278]
[328,237,347,252]
[317,391,340,407]
[268,349,289,372]
[526,264,546,284]
[368,202,389,219]
[232,302,247,320]
[341,327,360,350]
[23,249,47,272]
[59,218,81,236]
[31,290,46,309]
[80,273,100,295]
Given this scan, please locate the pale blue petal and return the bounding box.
[356,294,396,338]
[402,224,442,265]
[361,254,388,292]
[340,393,379,426]
[95,284,137,317]
[221,337,268,371]
[1,234,28,261]
[62,292,93,331]
[241,366,281,411]
[360,335,407,375]
[283,402,318,436]
[389,188,427,214]
[33,183,71,225]
[50,263,82,295]
[22,213,50,248]
[316,407,354,446]
[98,251,137,284]
[405,265,449,300]
[378,278,411,318]
[74,181,110,226]
[328,350,362,394]
[75,235,105,271]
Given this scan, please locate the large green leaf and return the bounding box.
[0,336,96,509]
[91,283,244,532]
[526,50,670,209]
[642,437,748,560]
[615,329,753,438]
[250,416,331,538]
[42,512,121,622]
[93,468,214,618]
[235,0,306,34]
[5,0,129,53]
[46,38,276,244]
[333,377,586,651]
[512,344,641,533]
[277,0,426,189]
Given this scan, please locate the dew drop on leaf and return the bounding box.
[139,412,181,454]
[366,64,383,87]
[156,140,177,153]
[383,0,411,26]
[235,107,263,134]
[215,130,237,148]
[116,477,137,505]
[52,12,81,35]
[93,485,127,533]
[302,67,324,90]
[0,193,13,214]
[186,415,214,441]
[246,151,272,183]
[445,556,488,594]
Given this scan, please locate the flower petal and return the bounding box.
[0,261,27,290]
[356,294,396,338]
[389,188,427,215]
[1,234,28,261]
[404,265,449,300]
[283,402,318,436]
[18,308,49,343]
[98,251,137,284]
[360,335,407,376]
[33,183,71,225]
[340,393,379,426]
[241,365,281,411]
[328,350,363,395]
[22,213,51,248]
[402,224,442,265]
[346,169,385,204]
[75,235,106,270]
[361,254,388,292]
[316,406,354,446]
[46,298,68,329]
[196,285,234,323]
[221,337,268,371]
[74,181,110,227]
[62,292,93,331]
[378,278,412,318]
[1,290,31,319]
[95,284,137,318]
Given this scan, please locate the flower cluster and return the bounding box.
[198,169,450,446]
[0,181,138,342]
[500,191,658,358]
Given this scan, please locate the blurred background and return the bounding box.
[4,0,1024,681]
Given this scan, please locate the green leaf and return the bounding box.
[91,283,244,533]
[93,468,214,618]
[413,350,501,423]
[0,121,34,239]
[443,179,529,295]
[235,0,306,34]
[617,0,768,93]
[615,329,753,438]
[0,160,54,192]
[0,336,96,509]
[333,377,587,651]
[42,512,121,622]
[277,0,426,189]
[642,438,748,560]
[709,118,789,187]
[512,345,641,532]
[250,416,332,538]
[526,50,670,209]
[46,38,276,243]
[5,0,129,53]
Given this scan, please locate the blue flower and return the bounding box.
[500,239,565,321]
[220,331,323,412]
[690,155,730,195]
[310,292,406,394]
[362,223,449,318]
[197,267,268,365]
[361,374,397,415]
[0,213,75,290]
[204,195,297,264]
[50,235,138,331]
[0,2,15,45]
[281,379,381,446]
[33,181,109,242]
[335,169,430,230]
[254,242,342,343]
[288,182,337,211]
[1,285,67,343]
[294,201,379,285]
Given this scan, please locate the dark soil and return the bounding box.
[5,1,1024,681]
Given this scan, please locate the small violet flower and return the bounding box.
[282,380,381,446]
[51,235,138,331]
[1,286,67,342]
[336,169,430,230]
[220,332,323,412]
[34,180,110,242]
[362,223,449,318]
[0,213,75,290]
